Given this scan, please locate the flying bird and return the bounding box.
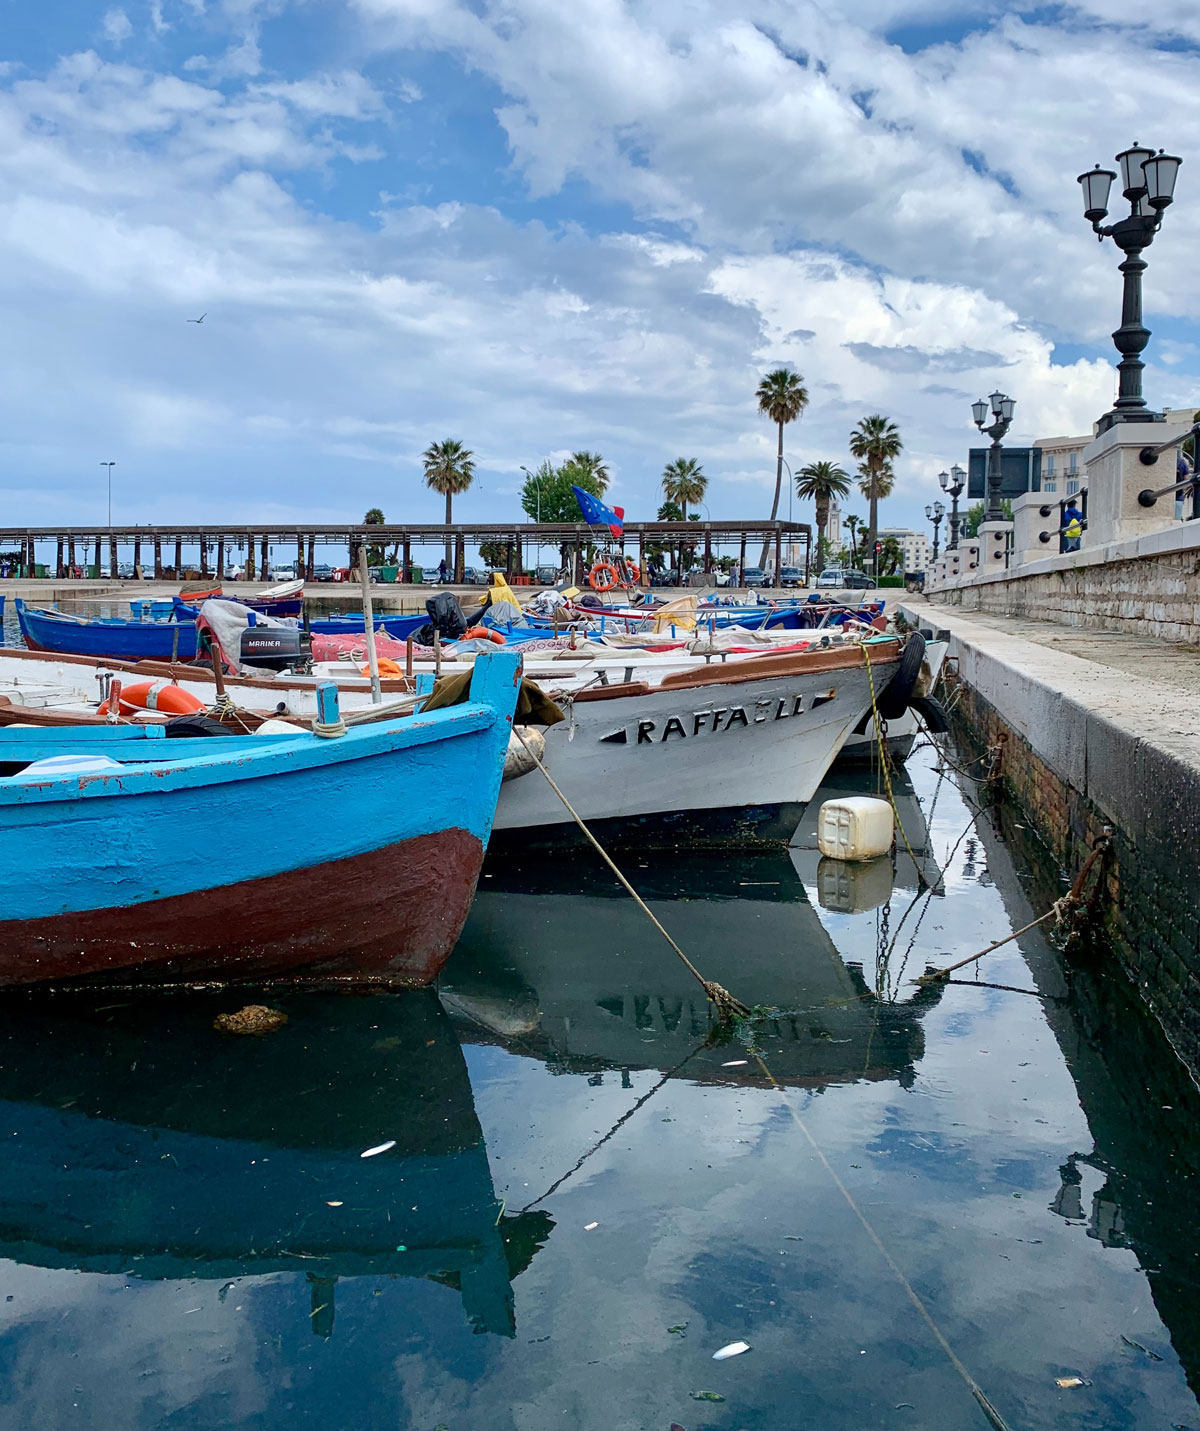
[187,313,207,324]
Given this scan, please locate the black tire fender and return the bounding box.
[909,693,950,733]
[875,631,926,721]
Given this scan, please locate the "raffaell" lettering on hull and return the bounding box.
[599,689,837,745]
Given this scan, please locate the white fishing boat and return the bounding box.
[491,635,917,844]
[0,628,929,845]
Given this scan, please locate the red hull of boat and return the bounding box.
[0,828,482,989]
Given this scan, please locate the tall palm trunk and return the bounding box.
[444,491,453,564]
[867,464,880,577]
[761,420,783,567]
[815,498,829,572]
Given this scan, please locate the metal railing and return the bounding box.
[1039,488,1088,553]
[1137,421,1200,520]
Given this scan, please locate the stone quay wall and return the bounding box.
[949,676,1200,1078]
[901,604,1200,1079]
[933,543,1200,644]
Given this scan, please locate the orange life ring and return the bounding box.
[589,561,619,592]
[99,680,206,717]
[462,626,506,644]
[623,561,641,584]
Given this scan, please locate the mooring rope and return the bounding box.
[859,640,925,883]
[517,1041,707,1212]
[510,727,749,1020]
[916,833,1112,986]
[750,1047,1015,1431]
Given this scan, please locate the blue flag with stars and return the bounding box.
[572,485,625,538]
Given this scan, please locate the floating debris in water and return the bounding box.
[360,1140,396,1159]
[584,1221,599,1230]
[690,1391,725,1402]
[1121,1335,1163,1361]
[212,1005,287,1036]
[668,1323,689,1336]
[712,1341,750,1360]
[326,1201,343,1207]
[1056,1376,1089,1389]
[721,1060,748,1067]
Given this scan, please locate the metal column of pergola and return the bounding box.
[0,520,812,584]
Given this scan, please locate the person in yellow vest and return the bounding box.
[1062,500,1083,552]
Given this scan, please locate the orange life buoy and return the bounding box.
[623,561,641,584]
[99,680,206,717]
[462,626,506,644]
[589,561,619,592]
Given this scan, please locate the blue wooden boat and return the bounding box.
[0,988,551,1335]
[17,599,202,661]
[0,649,522,987]
[172,598,430,641]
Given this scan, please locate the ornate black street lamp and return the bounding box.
[925,500,945,560]
[938,464,966,549]
[1078,144,1182,431]
[972,393,1015,522]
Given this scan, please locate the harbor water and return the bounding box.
[1,742,1199,1430]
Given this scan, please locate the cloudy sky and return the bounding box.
[1,0,1197,543]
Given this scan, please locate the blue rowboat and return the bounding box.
[17,599,433,663]
[0,648,522,988]
[174,599,430,641]
[17,599,202,661]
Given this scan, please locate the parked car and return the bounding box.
[535,565,561,585]
[117,563,136,579]
[815,567,876,589]
[741,567,767,587]
[650,567,680,587]
[460,566,484,585]
[312,564,335,581]
[778,566,804,587]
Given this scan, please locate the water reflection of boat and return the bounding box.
[441,853,943,1089]
[0,990,551,1337]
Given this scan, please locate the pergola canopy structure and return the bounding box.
[0,520,812,583]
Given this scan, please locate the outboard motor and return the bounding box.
[239,625,310,672]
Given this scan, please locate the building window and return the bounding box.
[1045,454,1055,476]
[1066,478,1081,496]
[1068,452,1078,474]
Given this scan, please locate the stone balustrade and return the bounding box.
[926,415,1200,641]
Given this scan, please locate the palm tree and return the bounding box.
[661,458,707,571]
[854,459,895,503]
[848,416,902,576]
[794,460,851,571]
[422,438,475,563]
[363,506,386,566]
[568,451,610,493]
[844,513,862,567]
[661,457,707,520]
[756,368,808,565]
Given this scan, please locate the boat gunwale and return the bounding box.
[0,700,501,803]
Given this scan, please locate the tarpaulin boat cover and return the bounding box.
[196,600,295,673]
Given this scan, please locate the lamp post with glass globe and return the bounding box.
[925,500,945,560]
[1078,144,1182,431]
[972,393,1015,523]
[938,464,966,549]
